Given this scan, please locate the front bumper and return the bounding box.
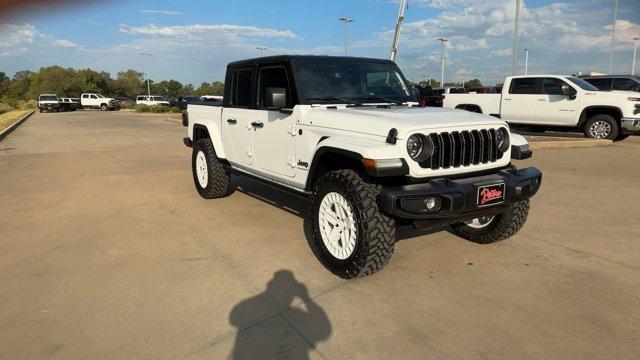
[380,166,542,227]
[621,117,640,133]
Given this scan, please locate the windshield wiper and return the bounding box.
[307,96,362,106]
[356,96,406,106]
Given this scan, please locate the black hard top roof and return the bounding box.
[228,55,396,67]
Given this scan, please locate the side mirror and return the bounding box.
[266,87,287,109]
[561,85,576,99]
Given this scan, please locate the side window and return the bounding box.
[509,78,542,94]
[258,66,290,109]
[137,96,143,101]
[82,94,88,99]
[612,78,638,92]
[542,78,568,95]
[585,78,611,91]
[231,68,253,108]
[90,95,97,99]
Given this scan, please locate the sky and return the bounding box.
[0,0,639,86]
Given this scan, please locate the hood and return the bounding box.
[301,105,506,137]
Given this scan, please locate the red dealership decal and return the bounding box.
[477,183,505,206]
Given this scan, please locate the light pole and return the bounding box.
[512,0,521,76]
[632,37,639,75]
[140,53,151,97]
[256,47,267,55]
[339,17,354,56]
[438,38,448,86]
[609,0,619,74]
[390,0,408,61]
[523,48,530,75]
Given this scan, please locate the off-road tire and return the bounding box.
[309,169,396,279]
[583,114,619,140]
[192,138,232,199]
[451,200,530,244]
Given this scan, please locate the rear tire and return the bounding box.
[100,104,108,111]
[451,200,530,244]
[583,114,618,140]
[309,170,396,279]
[192,138,232,199]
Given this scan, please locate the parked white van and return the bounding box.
[136,95,170,106]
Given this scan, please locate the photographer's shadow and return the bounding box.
[229,270,331,360]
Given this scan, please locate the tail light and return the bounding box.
[181,112,189,127]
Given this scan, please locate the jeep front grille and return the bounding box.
[419,129,505,170]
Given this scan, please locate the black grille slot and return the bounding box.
[419,129,504,170]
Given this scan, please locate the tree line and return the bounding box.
[0,66,224,101]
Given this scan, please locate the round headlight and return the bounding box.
[496,128,510,152]
[407,134,423,160]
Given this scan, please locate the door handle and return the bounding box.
[251,121,264,128]
[504,98,512,101]
[226,118,237,124]
[538,98,547,101]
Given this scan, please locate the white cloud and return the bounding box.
[490,49,512,57]
[53,39,84,49]
[140,10,183,16]
[118,24,299,41]
[0,23,38,56]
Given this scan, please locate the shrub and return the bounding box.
[133,104,151,112]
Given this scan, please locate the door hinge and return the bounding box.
[287,157,296,168]
[286,125,296,136]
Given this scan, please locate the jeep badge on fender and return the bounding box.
[183,55,542,279]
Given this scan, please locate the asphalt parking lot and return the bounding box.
[1,111,639,359]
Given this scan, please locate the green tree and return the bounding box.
[77,69,113,96]
[465,79,483,89]
[114,69,145,99]
[418,79,440,88]
[0,71,9,98]
[27,66,82,98]
[196,81,224,96]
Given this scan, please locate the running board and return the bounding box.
[225,165,312,201]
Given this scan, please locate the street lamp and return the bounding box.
[140,53,151,97]
[338,17,354,56]
[256,47,267,55]
[512,0,521,76]
[523,48,530,75]
[609,0,619,74]
[632,37,639,75]
[437,38,448,86]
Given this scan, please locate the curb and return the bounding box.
[528,138,612,150]
[0,110,35,142]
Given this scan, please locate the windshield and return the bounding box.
[293,60,414,104]
[39,96,58,101]
[567,77,599,91]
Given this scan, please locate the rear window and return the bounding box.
[612,78,640,92]
[231,68,253,108]
[509,78,541,94]
[449,88,466,94]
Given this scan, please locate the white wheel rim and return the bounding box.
[464,216,495,229]
[195,151,208,188]
[318,192,357,260]
[589,121,611,139]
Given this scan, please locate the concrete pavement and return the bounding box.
[1,111,639,359]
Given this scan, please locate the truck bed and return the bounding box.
[443,93,501,115]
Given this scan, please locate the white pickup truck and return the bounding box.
[183,55,542,278]
[80,93,119,111]
[443,75,640,140]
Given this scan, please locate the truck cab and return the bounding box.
[184,55,541,279]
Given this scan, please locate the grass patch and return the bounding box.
[0,110,32,133]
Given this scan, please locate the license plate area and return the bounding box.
[476,183,505,207]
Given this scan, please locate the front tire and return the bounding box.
[191,138,232,199]
[309,170,395,279]
[451,200,530,244]
[583,114,619,140]
[100,104,108,111]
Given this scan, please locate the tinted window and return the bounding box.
[449,88,466,94]
[258,66,290,108]
[82,94,88,98]
[542,78,568,95]
[231,69,253,107]
[612,78,640,92]
[509,78,541,94]
[566,77,599,91]
[584,78,612,91]
[90,95,97,99]
[433,89,444,96]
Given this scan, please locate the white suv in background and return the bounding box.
[136,95,170,106]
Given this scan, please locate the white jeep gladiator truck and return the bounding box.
[80,93,119,111]
[443,75,640,140]
[183,56,542,278]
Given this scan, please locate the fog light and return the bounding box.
[424,196,441,211]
